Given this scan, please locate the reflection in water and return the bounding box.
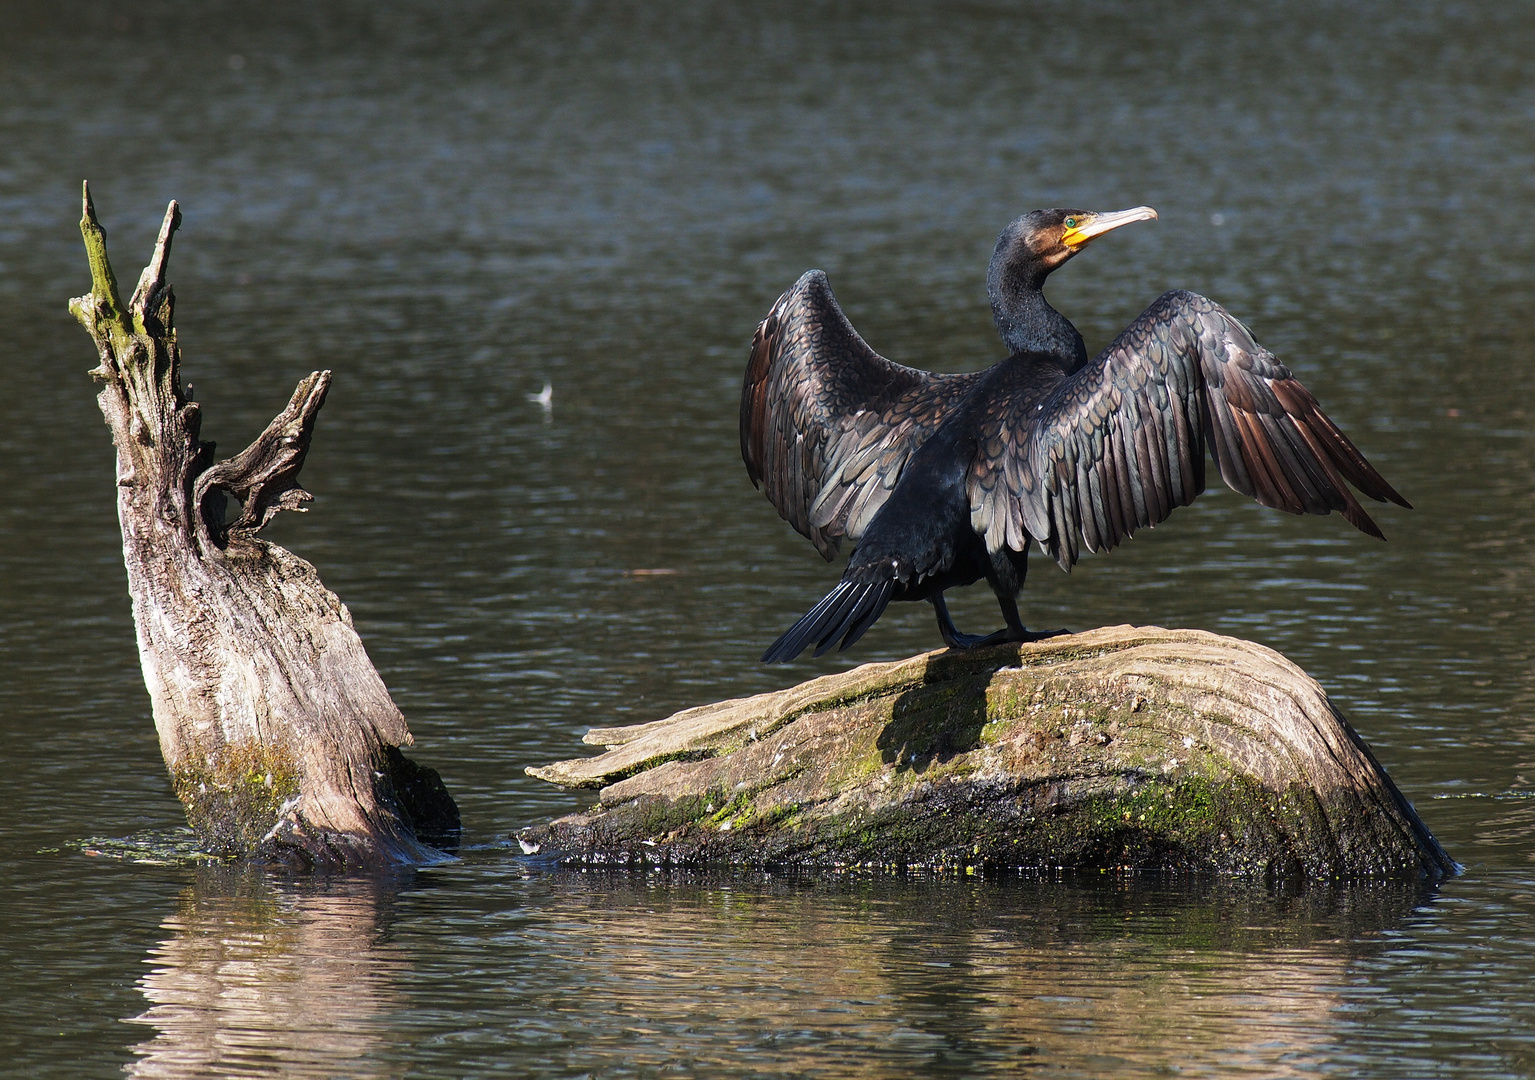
[402,867,1431,1078]
[126,867,411,1079]
[120,865,1434,1078]
[530,875,1420,1077]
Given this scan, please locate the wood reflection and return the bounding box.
[534,874,1425,1076]
[125,867,408,1080]
[119,865,1428,1077]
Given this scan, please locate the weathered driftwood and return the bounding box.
[523,625,1452,881]
[72,186,457,867]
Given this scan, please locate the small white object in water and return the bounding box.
[518,838,542,855]
[527,380,553,415]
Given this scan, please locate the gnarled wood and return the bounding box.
[523,626,1452,881]
[73,186,457,867]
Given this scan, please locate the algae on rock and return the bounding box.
[523,625,1452,881]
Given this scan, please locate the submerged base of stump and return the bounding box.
[522,626,1453,881]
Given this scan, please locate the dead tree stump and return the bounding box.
[72,186,457,867]
[523,626,1453,881]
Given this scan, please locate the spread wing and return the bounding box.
[741,270,976,559]
[968,290,1411,570]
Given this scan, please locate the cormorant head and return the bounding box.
[988,206,1158,293]
[987,206,1158,360]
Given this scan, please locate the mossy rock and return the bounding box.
[520,626,1453,882]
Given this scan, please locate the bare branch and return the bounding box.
[195,371,331,545]
[130,200,181,330]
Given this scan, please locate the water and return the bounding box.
[2,0,1533,1075]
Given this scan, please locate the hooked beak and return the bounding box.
[1060,205,1158,249]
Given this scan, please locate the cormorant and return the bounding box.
[741,206,1411,663]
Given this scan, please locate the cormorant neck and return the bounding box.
[989,275,1087,367]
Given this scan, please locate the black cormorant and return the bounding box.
[741,206,1411,663]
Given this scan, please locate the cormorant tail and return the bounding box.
[761,578,897,663]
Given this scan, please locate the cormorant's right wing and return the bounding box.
[742,270,975,559]
[968,290,1411,570]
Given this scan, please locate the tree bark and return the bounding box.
[72,186,457,868]
[522,626,1453,882]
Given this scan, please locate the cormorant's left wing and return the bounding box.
[968,290,1410,570]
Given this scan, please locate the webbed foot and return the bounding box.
[939,627,1009,649]
[930,592,1067,651]
[940,625,1069,650]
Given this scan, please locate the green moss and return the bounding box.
[780,768,1314,876]
[603,786,804,847]
[170,740,303,856]
[876,675,991,767]
[756,802,802,830]
[833,743,891,789]
[707,791,755,827]
[70,184,131,345]
[541,758,1440,879]
[597,748,717,786]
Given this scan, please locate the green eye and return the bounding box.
[1063,217,1078,229]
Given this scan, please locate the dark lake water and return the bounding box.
[3,1,1534,1075]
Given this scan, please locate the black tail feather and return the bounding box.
[837,578,894,652]
[761,581,855,663]
[810,580,878,658]
[762,578,897,663]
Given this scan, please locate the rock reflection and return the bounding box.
[126,866,410,1080]
[533,874,1431,1077]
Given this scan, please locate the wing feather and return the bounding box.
[967,290,1410,570]
[741,270,975,559]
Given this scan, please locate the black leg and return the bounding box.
[931,591,1067,651]
[996,591,1027,637]
[995,591,1067,644]
[931,592,1052,650]
[931,593,971,648]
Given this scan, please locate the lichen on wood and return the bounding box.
[73,185,457,867]
[522,625,1453,882]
